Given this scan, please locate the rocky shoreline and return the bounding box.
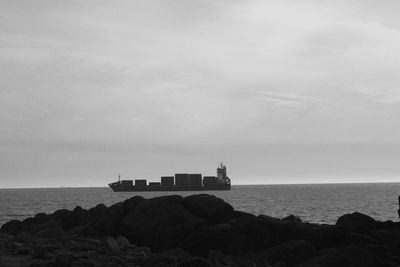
[1,194,399,267]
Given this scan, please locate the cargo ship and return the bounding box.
[108,163,231,192]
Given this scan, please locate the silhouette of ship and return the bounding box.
[108,163,231,192]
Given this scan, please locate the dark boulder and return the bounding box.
[297,246,380,267]
[122,196,144,212]
[34,227,66,238]
[31,220,65,234]
[282,215,302,223]
[233,215,281,251]
[40,206,87,232]
[183,194,234,223]
[33,213,49,225]
[161,248,191,262]
[336,212,377,232]
[177,257,211,267]
[257,215,296,243]
[0,236,11,249]
[115,235,133,250]
[183,226,247,257]
[54,251,74,267]
[85,202,125,236]
[0,220,24,235]
[208,250,237,266]
[118,195,204,250]
[103,236,120,252]
[265,240,316,267]
[292,224,348,249]
[87,203,108,221]
[48,209,73,230]
[345,233,376,245]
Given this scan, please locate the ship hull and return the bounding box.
[108,183,231,192]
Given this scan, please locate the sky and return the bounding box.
[1,0,400,188]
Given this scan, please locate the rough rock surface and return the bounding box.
[0,194,400,267]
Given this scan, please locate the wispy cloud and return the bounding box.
[252,91,326,110]
[352,84,400,104]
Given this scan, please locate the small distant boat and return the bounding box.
[108,163,231,192]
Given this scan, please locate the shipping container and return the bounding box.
[121,180,133,186]
[135,179,147,186]
[161,176,174,187]
[175,173,189,187]
[149,182,161,189]
[188,174,202,188]
[203,176,217,186]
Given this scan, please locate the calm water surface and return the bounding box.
[0,183,399,226]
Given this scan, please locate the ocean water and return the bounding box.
[0,183,399,226]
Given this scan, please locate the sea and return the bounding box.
[1,183,399,227]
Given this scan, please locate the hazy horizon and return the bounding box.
[2,0,400,188]
[3,180,400,190]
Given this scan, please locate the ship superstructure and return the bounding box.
[108,163,231,192]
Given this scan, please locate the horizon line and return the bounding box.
[1,181,400,190]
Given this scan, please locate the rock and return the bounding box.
[31,220,64,234]
[281,215,301,223]
[177,257,211,267]
[183,194,234,223]
[118,196,204,250]
[161,248,191,261]
[146,253,173,265]
[34,227,66,238]
[245,251,272,267]
[232,210,256,220]
[54,251,74,267]
[233,215,281,251]
[208,250,236,266]
[345,233,376,245]
[183,226,246,257]
[1,220,24,235]
[32,220,66,238]
[49,209,73,230]
[67,224,86,235]
[33,213,48,225]
[292,224,348,249]
[257,215,295,243]
[369,228,400,244]
[132,251,148,261]
[16,246,31,255]
[85,203,125,236]
[14,232,36,244]
[122,196,144,212]
[10,241,24,249]
[96,263,121,267]
[0,237,11,249]
[31,245,48,259]
[336,212,377,232]
[131,246,151,257]
[265,240,317,267]
[0,233,15,241]
[297,246,379,267]
[115,235,132,250]
[87,203,108,220]
[0,255,28,267]
[104,236,119,252]
[2,194,400,267]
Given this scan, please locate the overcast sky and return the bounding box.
[1,0,400,188]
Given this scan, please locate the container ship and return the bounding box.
[108,163,231,192]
